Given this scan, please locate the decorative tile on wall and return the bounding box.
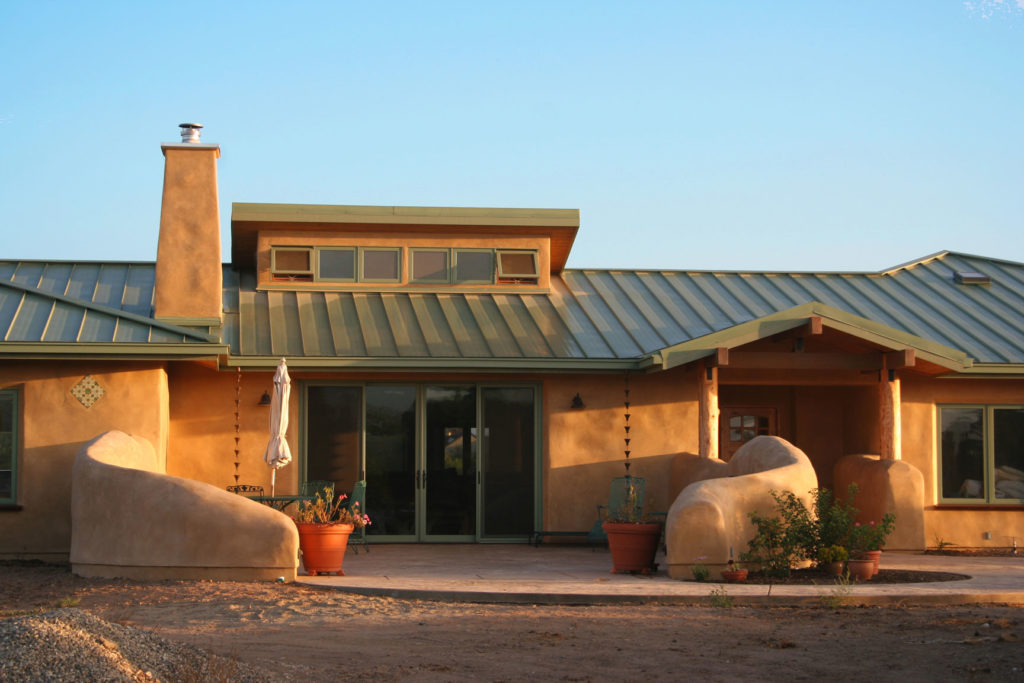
[71,375,105,408]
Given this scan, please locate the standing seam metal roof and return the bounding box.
[227,252,1024,367]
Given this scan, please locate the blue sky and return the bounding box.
[2,1,1022,271]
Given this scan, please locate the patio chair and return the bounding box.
[590,476,647,544]
[345,479,368,554]
[299,480,335,500]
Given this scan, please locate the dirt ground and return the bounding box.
[2,562,1022,682]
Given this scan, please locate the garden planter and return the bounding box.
[296,522,354,576]
[847,558,874,581]
[863,549,881,576]
[824,561,844,576]
[602,521,660,574]
[721,568,748,583]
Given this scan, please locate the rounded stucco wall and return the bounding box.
[666,436,817,579]
[71,430,298,581]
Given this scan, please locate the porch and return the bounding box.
[295,544,1024,605]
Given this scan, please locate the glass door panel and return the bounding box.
[424,386,477,538]
[306,386,362,496]
[365,385,417,537]
[481,387,535,538]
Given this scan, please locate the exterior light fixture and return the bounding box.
[570,393,585,410]
[258,391,272,406]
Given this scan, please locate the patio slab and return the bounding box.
[295,545,1024,606]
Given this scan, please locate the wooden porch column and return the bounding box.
[699,364,719,459]
[879,373,901,460]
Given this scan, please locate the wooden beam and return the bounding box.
[708,347,729,367]
[885,348,916,368]
[699,364,719,459]
[727,351,881,371]
[718,368,877,386]
[807,316,823,335]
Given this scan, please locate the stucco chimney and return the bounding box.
[154,124,223,325]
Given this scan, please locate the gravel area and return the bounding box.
[0,608,270,682]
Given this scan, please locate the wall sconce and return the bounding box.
[570,393,585,410]
[258,391,272,406]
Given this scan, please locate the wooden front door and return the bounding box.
[720,407,777,461]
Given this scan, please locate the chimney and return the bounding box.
[153,123,223,325]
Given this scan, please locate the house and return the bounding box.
[1,125,1022,568]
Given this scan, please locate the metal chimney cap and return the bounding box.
[178,123,203,143]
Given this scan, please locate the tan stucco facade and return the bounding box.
[0,361,168,561]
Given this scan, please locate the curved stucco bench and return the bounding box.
[71,430,298,581]
[665,436,818,580]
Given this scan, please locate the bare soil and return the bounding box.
[2,562,1022,681]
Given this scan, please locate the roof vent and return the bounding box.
[954,271,990,285]
[178,123,203,143]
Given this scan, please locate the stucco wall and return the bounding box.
[902,376,1024,548]
[0,361,168,561]
[166,363,296,493]
[543,366,699,532]
[71,430,298,581]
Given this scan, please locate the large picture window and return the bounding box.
[0,390,17,504]
[940,405,1024,503]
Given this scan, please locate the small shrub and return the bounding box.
[708,585,734,608]
[820,570,854,609]
[817,545,848,564]
[691,562,710,582]
[55,596,80,608]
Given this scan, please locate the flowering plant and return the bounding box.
[292,487,371,528]
[850,513,895,556]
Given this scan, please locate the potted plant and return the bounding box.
[601,374,662,575]
[602,478,662,574]
[292,487,371,576]
[816,544,848,576]
[850,513,895,577]
[720,559,748,583]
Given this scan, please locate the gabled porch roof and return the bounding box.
[642,302,973,374]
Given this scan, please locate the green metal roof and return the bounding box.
[223,251,1024,372]
[0,261,220,353]
[5,251,1024,372]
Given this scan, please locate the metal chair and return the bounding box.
[226,484,264,496]
[345,480,368,553]
[591,476,647,543]
[299,480,335,500]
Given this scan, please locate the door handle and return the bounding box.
[416,470,420,489]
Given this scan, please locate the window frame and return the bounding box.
[409,248,451,284]
[0,389,18,506]
[315,246,357,283]
[495,249,539,280]
[938,404,1024,505]
[359,247,402,283]
[270,246,314,280]
[453,248,495,284]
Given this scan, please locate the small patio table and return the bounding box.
[244,494,312,512]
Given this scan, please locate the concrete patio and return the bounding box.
[296,545,1024,606]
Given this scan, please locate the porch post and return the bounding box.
[699,364,719,459]
[879,372,901,460]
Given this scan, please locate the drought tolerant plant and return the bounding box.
[691,558,710,582]
[292,487,371,528]
[708,585,734,608]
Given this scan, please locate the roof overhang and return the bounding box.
[221,355,640,373]
[641,302,974,374]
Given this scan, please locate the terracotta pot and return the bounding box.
[721,568,748,583]
[824,561,844,576]
[602,521,660,574]
[296,522,354,576]
[863,549,882,576]
[847,558,874,581]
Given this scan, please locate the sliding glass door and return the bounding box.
[305,382,538,542]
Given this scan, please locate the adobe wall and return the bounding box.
[542,365,700,532]
[0,361,168,561]
[902,376,1024,549]
[166,363,292,493]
